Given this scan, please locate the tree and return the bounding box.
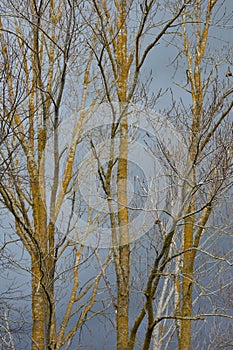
[85,1,193,349]
[88,1,232,349]
[0,0,232,349]
[148,1,233,348]
[0,1,106,348]
[174,1,233,349]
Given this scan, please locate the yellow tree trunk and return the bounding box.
[179,2,216,348]
[179,215,195,350]
[117,122,130,350]
[31,248,56,349]
[29,152,56,348]
[31,258,46,350]
[115,1,130,349]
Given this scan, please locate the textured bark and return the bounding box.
[115,2,130,348]
[179,2,217,349]
[117,126,130,350]
[179,215,195,350]
[31,257,46,350]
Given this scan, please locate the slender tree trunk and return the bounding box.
[179,215,195,350]
[179,2,216,347]
[31,253,56,349]
[45,222,56,349]
[114,1,130,349]
[30,176,56,349]
[179,108,198,350]
[31,256,46,350]
[117,119,130,350]
[31,243,56,349]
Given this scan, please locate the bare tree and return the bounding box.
[173,1,233,349]
[83,1,194,349]
[0,1,232,349]
[0,1,107,348]
[147,1,233,349]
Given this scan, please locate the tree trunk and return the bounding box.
[117,122,130,350]
[31,248,56,349]
[31,256,46,350]
[115,2,130,349]
[179,2,216,347]
[179,216,195,350]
